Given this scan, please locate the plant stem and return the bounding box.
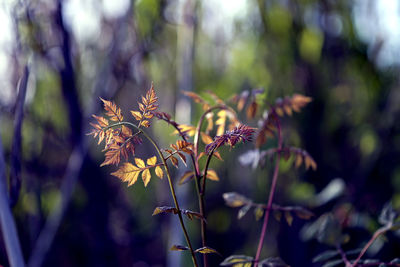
[351,225,391,267]
[192,105,230,267]
[254,118,282,266]
[337,245,352,267]
[107,122,199,267]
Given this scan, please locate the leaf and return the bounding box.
[111,162,141,186]
[101,144,122,166]
[223,192,251,207]
[181,209,205,221]
[130,110,142,121]
[155,166,163,179]
[312,250,339,263]
[179,171,195,185]
[170,156,179,168]
[92,114,109,128]
[284,211,293,226]
[321,259,343,267]
[100,98,123,121]
[254,205,264,221]
[174,124,196,137]
[135,158,146,168]
[220,255,254,267]
[206,170,220,181]
[379,202,397,226]
[304,155,317,170]
[142,168,151,187]
[274,210,282,222]
[246,101,258,119]
[259,257,289,267]
[147,156,157,166]
[201,132,214,144]
[171,245,189,251]
[238,204,252,220]
[195,246,221,256]
[216,110,227,136]
[293,207,314,220]
[152,206,179,216]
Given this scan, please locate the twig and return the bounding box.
[0,136,26,267]
[337,245,352,267]
[351,225,391,267]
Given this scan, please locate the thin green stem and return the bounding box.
[106,122,199,267]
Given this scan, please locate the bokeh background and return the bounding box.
[0,0,400,266]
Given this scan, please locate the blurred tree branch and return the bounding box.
[0,137,25,267]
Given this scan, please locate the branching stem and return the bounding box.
[106,122,199,267]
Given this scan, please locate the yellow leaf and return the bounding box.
[142,169,151,187]
[141,120,150,127]
[111,163,141,186]
[147,156,157,166]
[295,154,303,168]
[135,158,145,168]
[216,110,227,136]
[206,170,219,181]
[155,166,163,179]
[130,111,142,121]
[201,132,213,145]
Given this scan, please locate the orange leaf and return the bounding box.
[206,170,219,181]
[201,132,213,145]
[100,98,123,121]
[130,111,142,121]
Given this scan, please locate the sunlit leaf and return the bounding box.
[201,132,214,144]
[171,244,189,251]
[155,166,163,179]
[147,156,157,166]
[134,158,145,168]
[142,168,151,187]
[130,110,142,121]
[220,255,254,267]
[111,162,141,186]
[194,246,221,256]
[100,98,123,121]
[206,170,220,181]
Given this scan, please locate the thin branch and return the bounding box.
[0,136,26,267]
[254,117,282,266]
[351,225,392,267]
